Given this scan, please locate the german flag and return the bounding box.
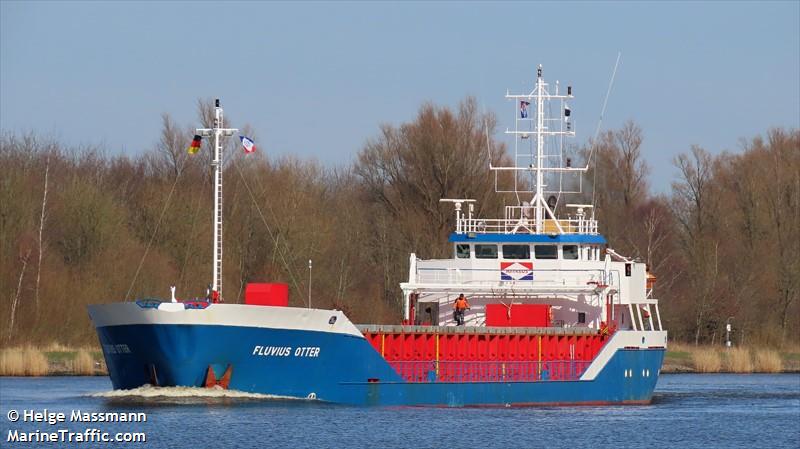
[187,135,202,154]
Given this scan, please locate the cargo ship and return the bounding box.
[88,66,667,406]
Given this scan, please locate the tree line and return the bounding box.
[1,98,797,347]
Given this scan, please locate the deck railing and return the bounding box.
[388,359,591,383]
[457,215,598,235]
[413,266,606,287]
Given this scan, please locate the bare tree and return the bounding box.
[672,146,721,344]
[615,121,648,207]
[761,129,800,341]
[34,152,50,314]
[583,121,649,251]
[7,248,32,343]
[356,97,507,256]
[354,97,509,303]
[673,146,715,238]
[155,113,190,179]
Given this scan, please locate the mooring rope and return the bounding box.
[124,172,182,302]
[231,158,307,306]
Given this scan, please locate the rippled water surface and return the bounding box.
[1,374,798,448]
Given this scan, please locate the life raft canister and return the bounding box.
[646,271,657,290]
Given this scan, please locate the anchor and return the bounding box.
[204,364,233,389]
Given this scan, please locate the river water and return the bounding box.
[1,374,798,448]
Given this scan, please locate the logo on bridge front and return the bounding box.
[500,262,533,281]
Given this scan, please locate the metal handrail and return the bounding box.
[413,266,606,286]
[388,359,592,383]
[458,216,598,235]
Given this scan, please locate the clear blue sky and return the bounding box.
[2,1,798,192]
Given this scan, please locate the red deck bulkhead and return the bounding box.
[245,283,289,306]
[362,328,608,382]
[485,304,551,327]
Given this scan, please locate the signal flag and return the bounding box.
[520,101,530,118]
[240,136,256,154]
[187,135,202,154]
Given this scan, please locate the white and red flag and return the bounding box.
[239,136,256,153]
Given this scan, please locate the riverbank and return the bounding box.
[0,345,107,376]
[1,344,798,376]
[662,343,800,373]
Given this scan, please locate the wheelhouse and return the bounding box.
[453,242,603,261]
[450,231,606,262]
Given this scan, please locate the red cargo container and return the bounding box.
[485,304,551,327]
[245,283,288,306]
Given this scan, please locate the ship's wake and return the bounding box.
[90,385,306,404]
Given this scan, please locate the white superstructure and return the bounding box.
[401,66,663,334]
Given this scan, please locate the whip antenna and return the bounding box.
[585,51,621,170]
[485,118,493,168]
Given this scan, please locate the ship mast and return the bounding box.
[502,64,582,234]
[534,65,547,232]
[197,99,238,300]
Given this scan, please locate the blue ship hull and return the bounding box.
[95,322,664,406]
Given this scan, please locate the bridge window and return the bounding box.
[502,244,530,259]
[563,245,579,260]
[455,244,470,259]
[534,245,557,259]
[475,244,498,259]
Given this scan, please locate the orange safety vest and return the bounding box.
[454,298,469,311]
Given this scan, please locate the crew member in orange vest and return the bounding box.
[453,294,470,326]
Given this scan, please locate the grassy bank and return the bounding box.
[0,345,107,376]
[1,343,798,376]
[663,343,799,373]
